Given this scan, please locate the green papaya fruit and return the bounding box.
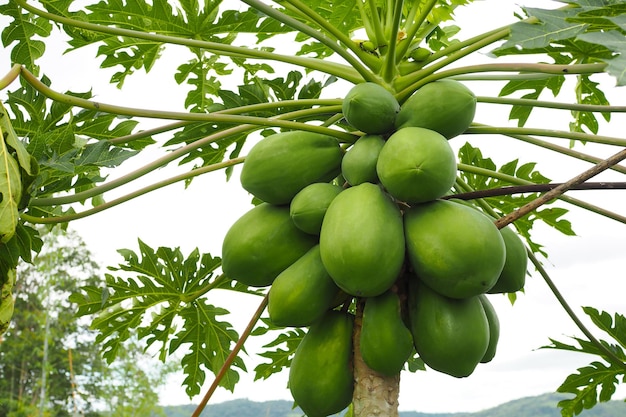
[289,183,343,235]
[221,203,317,287]
[240,131,343,205]
[488,226,528,294]
[289,310,354,417]
[395,79,476,139]
[478,294,500,363]
[376,127,457,203]
[404,199,506,299]
[268,245,342,327]
[408,279,489,378]
[320,183,405,297]
[409,47,431,62]
[342,82,400,134]
[360,290,413,376]
[341,135,385,186]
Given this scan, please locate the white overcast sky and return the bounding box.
[1,0,626,413]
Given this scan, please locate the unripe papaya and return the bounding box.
[221,203,317,287]
[341,135,385,186]
[268,245,342,327]
[376,127,457,203]
[488,226,528,294]
[360,291,413,376]
[404,199,506,299]
[395,79,476,139]
[240,131,343,205]
[289,183,343,235]
[320,183,405,297]
[479,294,500,363]
[408,279,489,378]
[342,82,400,134]
[289,310,354,417]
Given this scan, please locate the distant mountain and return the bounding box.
[162,392,625,417]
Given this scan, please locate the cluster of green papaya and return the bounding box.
[220,79,528,417]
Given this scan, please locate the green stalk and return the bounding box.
[22,157,245,224]
[476,96,626,113]
[452,73,561,81]
[25,108,350,222]
[110,121,189,146]
[394,29,511,98]
[395,0,438,63]
[529,253,626,370]
[179,273,227,304]
[367,0,386,49]
[239,0,376,82]
[0,64,21,90]
[110,98,345,145]
[282,0,381,72]
[458,163,626,224]
[381,0,404,83]
[20,68,351,141]
[407,62,607,99]
[506,133,626,175]
[14,0,363,84]
[465,125,626,147]
[355,0,376,42]
[30,105,352,208]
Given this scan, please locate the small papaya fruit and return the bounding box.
[479,294,500,363]
[376,127,457,203]
[289,310,354,417]
[240,130,343,205]
[341,135,385,186]
[408,279,489,378]
[404,199,506,299]
[320,183,405,297]
[395,79,476,139]
[488,226,528,294]
[342,82,400,134]
[221,203,317,287]
[360,290,413,376]
[268,245,342,327]
[289,183,343,235]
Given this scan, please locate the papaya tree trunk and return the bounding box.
[352,299,401,417]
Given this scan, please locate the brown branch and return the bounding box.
[446,181,626,201]
[191,294,269,417]
[493,148,626,229]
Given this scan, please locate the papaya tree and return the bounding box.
[1,1,626,417]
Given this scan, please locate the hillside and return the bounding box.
[162,392,625,417]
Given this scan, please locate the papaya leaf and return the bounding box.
[0,268,16,335]
[253,319,306,381]
[0,101,38,177]
[4,81,150,201]
[0,222,43,271]
[582,307,626,351]
[577,30,626,86]
[498,67,565,127]
[170,299,246,396]
[493,2,626,85]
[69,240,253,395]
[542,308,626,417]
[0,1,52,75]
[0,125,22,243]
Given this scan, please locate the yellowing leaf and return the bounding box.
[0,268,16,335]
[0,124,22,244]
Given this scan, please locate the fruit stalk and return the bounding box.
[352,299,400,417]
